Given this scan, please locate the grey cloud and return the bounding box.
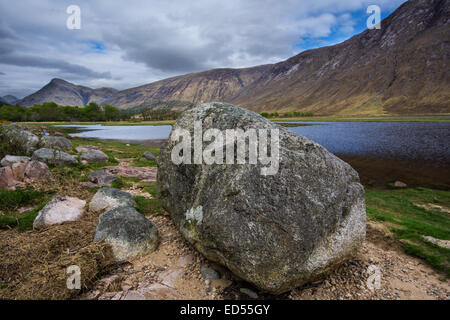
[0,23,18,40]
[0,0,408,97]
[0,55,112,79]
[100,0,406,74]
[123,47,206,73]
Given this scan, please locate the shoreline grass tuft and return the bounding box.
[366,187,450,277]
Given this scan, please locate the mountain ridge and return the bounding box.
[12,0,450,115]
[17,78,118,108]
[0,95,18,105]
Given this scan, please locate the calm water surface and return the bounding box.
[286,121,449,164]
[57,122,450,164]
[58,124,172,140]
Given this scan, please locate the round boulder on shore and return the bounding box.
[89,170,118,186]
[89,188,136,214]
[157,102,366,294]
[0,155,31,167]
[33,196,86,229]
[142,151,156,161]
[80,149,109,163]
[32,148,77,166]
[19,160,53,182]
[0,160,52,189]
[40,136,72,151]
[94,206,159,261]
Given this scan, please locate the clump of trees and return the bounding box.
[0,102,122,122]
[260,111,314,118]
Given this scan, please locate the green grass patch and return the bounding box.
[136,184,163,216]
[366,187,450,276]
[110,177,127,189]
[71,139,159,160]
[110,178,163,216]
[0,189,53,231]
[0,189,48,211]
[132,159,158,167]
[403,241,449,276]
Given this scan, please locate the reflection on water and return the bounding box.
[56,124,172,140]
[285,121,450,164]
[56,122,450,165]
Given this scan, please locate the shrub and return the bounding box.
[0,125,30,158]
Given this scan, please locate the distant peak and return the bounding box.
[3,95,17,100]
[49,78,70,85]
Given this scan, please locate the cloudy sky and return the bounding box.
[0,0,407,98]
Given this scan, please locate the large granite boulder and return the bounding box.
[94,206,159,260]
[80,149,109,163]
[32,148,77,166]
[0,124,39,153]
[1,155,31,167]
[33,196,86,229]
[40,136,72,151]
[157,102,366,294]
[89,188,136,214]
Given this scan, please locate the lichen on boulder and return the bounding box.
[40,136,72,151]
[157,102,366,294]
[94,206,159,261]
[33,196,86,229]
[32,148,77,166]
[89,188,136,214]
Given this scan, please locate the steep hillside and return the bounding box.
[104,65,271,110]
[0,95,18,105]
[232,0,450,115]
[18,79,118,107]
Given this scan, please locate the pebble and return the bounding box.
[240,288,258,299]
[200,267,220,280]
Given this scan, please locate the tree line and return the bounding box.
[0,102,122,122]
[260,111,314,118]
[140,108,182,121]
[0,100,314,122]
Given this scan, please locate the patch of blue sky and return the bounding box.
[292,7,398,54]
[81,41,106,54]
